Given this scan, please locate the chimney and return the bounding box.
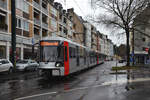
[59,5,63,11]
[63,10,66,14]
[54,2,59,9]
[67,8,74,13]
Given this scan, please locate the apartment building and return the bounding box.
[67,8,86,45]
[83,21,92,48]
[91,25,97,51]
[0,0,114,61]
[106,39,114,59]
[96,31,101,53]
[130,5,150,64]
[0,0,74,60]
[53,3,73,39]
[109,41,114,57]
[0,0,9,59]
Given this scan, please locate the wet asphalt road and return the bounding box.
[1,61,150,100]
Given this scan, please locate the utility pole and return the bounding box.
[11,0,16,69]
[132,28,135,66]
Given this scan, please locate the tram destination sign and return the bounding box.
[40,41,59,46]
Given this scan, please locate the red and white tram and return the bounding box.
[38,37,104,76]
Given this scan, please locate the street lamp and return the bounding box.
[11,0,16,69]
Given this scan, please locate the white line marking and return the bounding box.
[14,92,57,100]
[14,77,150,100]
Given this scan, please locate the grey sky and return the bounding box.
[54,0,126,46]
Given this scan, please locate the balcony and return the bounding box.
[33,1,41,10]
[34,34,41,41]
[42,7,48,15]
[0,24,8,32]
[42,22,48,29]
[0,33,10,42]
[34,18,41,26]
[0,0,7,10]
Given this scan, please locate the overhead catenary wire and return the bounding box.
[72,0,86,17]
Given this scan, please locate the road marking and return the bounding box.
[14,77,150,100]
[14,92,57,100]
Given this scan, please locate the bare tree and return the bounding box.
[92,0,150,66]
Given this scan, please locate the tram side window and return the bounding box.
[84,49,86,64]
[76,46,80,66]
[58,46,64,60]
[69,47,72,58]
[74,48,76,58]
[69,47,76,58]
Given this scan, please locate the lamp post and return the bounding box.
[132,28,135,66]
[11,0,16,69]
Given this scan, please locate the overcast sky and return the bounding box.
[54,0,126,46]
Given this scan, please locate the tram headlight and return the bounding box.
[55,62,62,67]
[56,63,60,67]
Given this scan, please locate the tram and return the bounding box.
[38,36,104,76]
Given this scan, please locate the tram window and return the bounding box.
[65,46,68,61]
[57,46,64,60]
[74,48,76,57]
[72,48,75,58]
[69,47,72,58]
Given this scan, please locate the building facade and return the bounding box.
[67,8,86,45]
[130,6,150,64]
[83,21,92,48]
[0,0,114,61]
[0,0,74,60]
[91,25,97,51]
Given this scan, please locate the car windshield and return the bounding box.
[17,60,28,64]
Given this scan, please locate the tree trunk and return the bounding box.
[126,29,130,66]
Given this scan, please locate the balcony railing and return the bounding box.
[42,22,48,29]
[0,33,32,45]
[33,1,41,10]
[0,0,7,10]
[42,7,48,15]
[34,34,41,41]
[34,18,41,26]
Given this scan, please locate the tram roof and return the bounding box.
[41,36,87,48]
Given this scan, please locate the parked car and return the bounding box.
[16,59,39,71]
[0,59,13,73]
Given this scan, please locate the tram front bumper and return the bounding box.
[38,67,65,76]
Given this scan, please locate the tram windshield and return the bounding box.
[40,41,64,62]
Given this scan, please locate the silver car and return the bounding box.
[16,60,39,71]
[0,59,13,73]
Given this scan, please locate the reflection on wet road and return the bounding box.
[1,61,150,100]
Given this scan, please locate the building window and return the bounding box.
[63,27,68,35]
[16,18,22,28]
[16,0,23,9]
[0,46,6,59]
[59,26,62,32]
[16,0,29,13]
[51,19,57,29]
[143,38,146,42]
[51,7,57,17]
[23,20,29,31]
[23,2,29,13]
[63,17,67,24]
[59,14,62,20]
